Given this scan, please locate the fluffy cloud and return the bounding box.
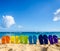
[2,15,15,28]
[53,9,60,21]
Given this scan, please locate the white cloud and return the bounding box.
[0,15,23,31]
[2,15,15,28]
[17,25,23,28]
[53,8,60,21]
[54,9,60,15]
[53,16,60,21]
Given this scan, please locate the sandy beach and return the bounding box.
[0,39,60,51]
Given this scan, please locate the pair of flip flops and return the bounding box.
[48,35,58,44]
[29,35,37,44]
[39,35,48,44]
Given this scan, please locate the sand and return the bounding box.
[0,39,60,51]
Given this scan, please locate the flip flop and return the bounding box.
[24,36,28,44]
[29,36,32,44]
[10,36,15,43]
[15,36,19,44]
[38,35,44,45]
[53,35,58,44]
[33,35,37,44]
[43,35,48,44]
[48,35,54,44]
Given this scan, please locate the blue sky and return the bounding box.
[0,0,60,32]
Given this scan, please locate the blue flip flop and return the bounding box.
[38,35,44,45]
[29,36,32,44]
[43,35,48,44]
[53,35,58,44]
[33,35,37,44]
[48,35,54,44]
